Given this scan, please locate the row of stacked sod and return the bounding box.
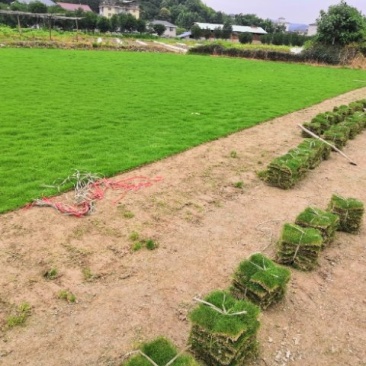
[260,138,330,189]
[231,253,291,309]
[323,111,366,149]
[302,99,366,137]
[122,195,364,366]
[328,194,364,233]
[189,291,260,366]
[276,196,364,271]
[261,99,365,189]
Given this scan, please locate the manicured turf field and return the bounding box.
[1,48,366,213]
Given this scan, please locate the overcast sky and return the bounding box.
[203,0,366,24]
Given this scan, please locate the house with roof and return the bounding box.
[274,17,309,35]
[56,2,92,12]
[307,23,317,36]
[150,20,177,38]
[194,22,267,42]
[99,0,139,19]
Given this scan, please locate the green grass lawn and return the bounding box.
[1,48,366,213]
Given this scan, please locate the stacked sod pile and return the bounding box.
[122,337,200,366]
[261,152,307,189]
[295,207,339,248]
[261,138,330,189]
[231,253,291,309]
[276,223,323,271]
[302,113,335,136]
[328,195,364,233]
[302,99,366,147]
[343,112,366,137]
[293,138,331,168]
[323,124,351,149]
[189,290,260,366]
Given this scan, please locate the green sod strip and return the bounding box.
[1,48,366,213]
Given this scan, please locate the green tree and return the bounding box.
[158,7,171,21]
[239,32,253,44]
[110,14,119,32]
[213,27,222,39]
[235,13,261,26]
[97,16,110,33]
[80,11,97,32]
[222,21,232,40]
[191,23,202,39]
[125,14,138,31]
[203,27,212,40]
[28,1,48,13]
[10,1,28,11]
[153,23,166,36]
[316,0,366,46]
[136,19,146,33]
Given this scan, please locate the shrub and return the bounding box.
[238,32,253,44]
[6,302,31,328]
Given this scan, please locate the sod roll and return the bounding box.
[295,207,339,248]
[231,253,291,309]
[189,290,260,366]
[276,223,323,271]
[328,195,364,233]
[262,153,308,189]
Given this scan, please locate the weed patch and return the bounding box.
[6,302,31,328]
[58,290,76,303]
[43,268,59,280]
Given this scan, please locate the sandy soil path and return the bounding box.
[0,87,365,366]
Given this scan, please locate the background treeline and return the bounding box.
[0,1,148,33]
[0,0,290,33]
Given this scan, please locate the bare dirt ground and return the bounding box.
[1,88,366,366]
